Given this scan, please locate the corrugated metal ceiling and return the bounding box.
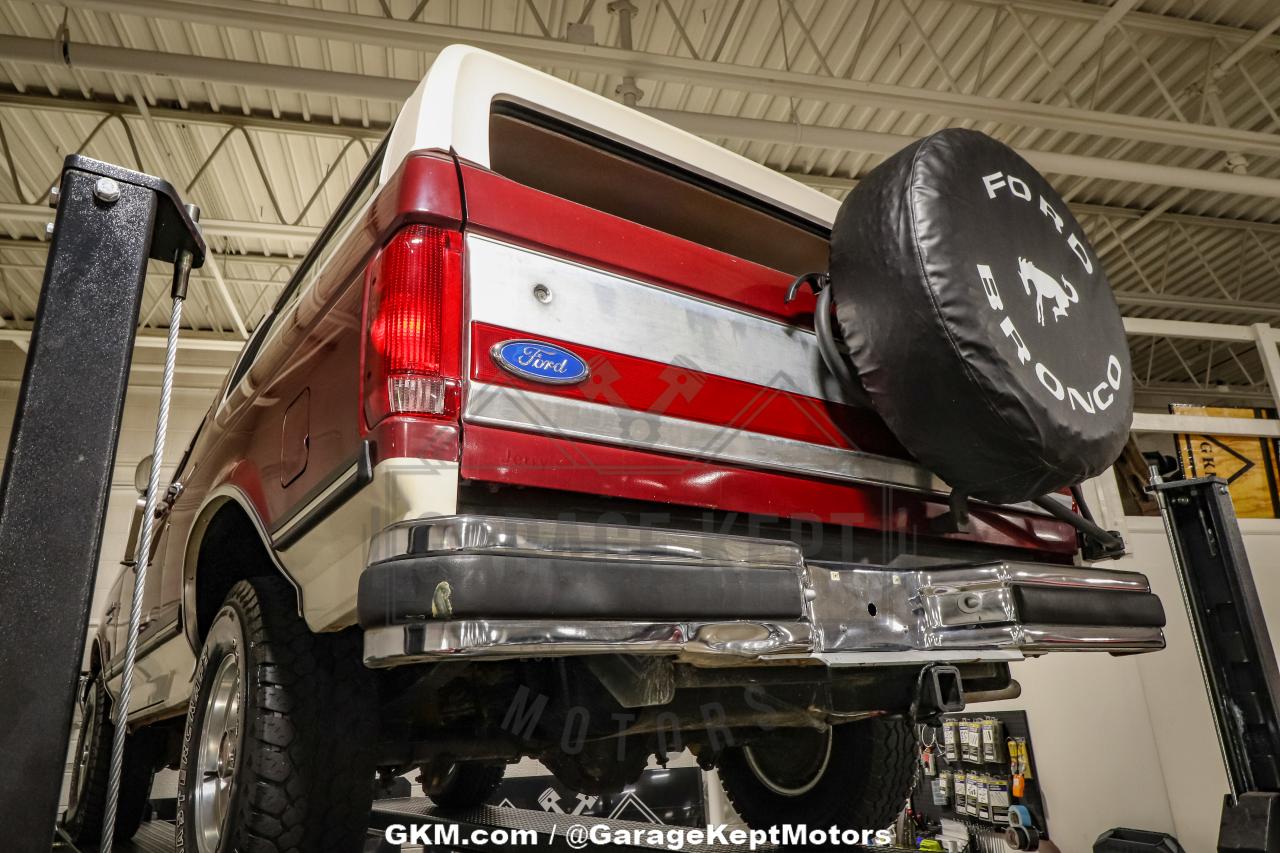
[2,0,1280,402]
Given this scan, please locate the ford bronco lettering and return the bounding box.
[64,46,1165,851]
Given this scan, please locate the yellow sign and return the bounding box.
[1174,405,1280,519]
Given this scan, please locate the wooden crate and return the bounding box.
[1173,404,1280,519]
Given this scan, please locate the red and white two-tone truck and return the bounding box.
[63,45,1165,852]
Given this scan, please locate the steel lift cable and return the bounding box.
[101,215,198,846]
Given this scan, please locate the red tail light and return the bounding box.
[362,225,464,426]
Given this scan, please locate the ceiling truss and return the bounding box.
[2,0,1280,408]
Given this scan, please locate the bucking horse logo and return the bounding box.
[1017,257,1079,325]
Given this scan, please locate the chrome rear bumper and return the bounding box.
[361,515,1165,668]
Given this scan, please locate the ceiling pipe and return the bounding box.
[1213,9,1280,78]
[1034,0,1142,102]
[607,0,643,108]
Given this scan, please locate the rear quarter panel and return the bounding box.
[160,152,466,643]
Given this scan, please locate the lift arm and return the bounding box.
[1152,474,1280,853]
[0,156,203,851]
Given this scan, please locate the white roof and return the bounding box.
[383,45,841,228]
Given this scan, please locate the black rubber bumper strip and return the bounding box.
[357,554,806,628]
[1012,585,1167,629]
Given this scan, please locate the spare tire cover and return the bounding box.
[829,128,1132,504]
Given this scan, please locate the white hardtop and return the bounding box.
[383,44,840,229]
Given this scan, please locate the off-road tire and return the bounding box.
[718,717,916,830]
[62,675,156,847]
[177,576,376,853]
[422,762,506,810]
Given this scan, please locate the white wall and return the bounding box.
[983,653,1178,852]
[0,348,222,647]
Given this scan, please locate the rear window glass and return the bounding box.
[488,104,829,275]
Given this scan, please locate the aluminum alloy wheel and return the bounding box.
[193,651,242,853]
[743,727,833,797]
[67,681,98,816]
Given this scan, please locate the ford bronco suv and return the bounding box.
[64,46,1166,852]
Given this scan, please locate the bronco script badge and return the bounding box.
[491,339,590,385]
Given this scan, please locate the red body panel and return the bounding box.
[459,163,820,326]
[457,163,1077,557]
[460,424,1076,556]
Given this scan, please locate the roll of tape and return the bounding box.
[1004,824,1041,851]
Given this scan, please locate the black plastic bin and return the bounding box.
[1095,828,1185,853]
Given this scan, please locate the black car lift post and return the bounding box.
[1151,473,1280,853]
[0,156,204,851]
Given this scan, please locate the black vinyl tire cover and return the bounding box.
[829,128,1132,504]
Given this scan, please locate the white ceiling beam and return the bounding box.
[1132,412,1280,438]
[13,2,1280,160]
[0,327,244,352]
[1133,382,1272,405]
[0,202,318,242]
[203,254,249,339]
[0,237,289,268]
[1122,317,1257,343]
[0,90,387,141]
[127,362,235,377]
[794,172,1280,236]
[648,109,1280,200]
[194,220,318,243]
[1071,203,1280,237]
[0,261,285,292]
[1114,292,1280,318]
[0,34,410,103]
[52,0,1280,66]
[1214,9,1280,77]
[17,89,1280,232]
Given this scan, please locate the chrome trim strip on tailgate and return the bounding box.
[465,381,947,493]
[466,234,857,406]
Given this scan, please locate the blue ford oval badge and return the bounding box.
[491,339,590,385]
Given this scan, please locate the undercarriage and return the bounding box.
[373,657,1013,793]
